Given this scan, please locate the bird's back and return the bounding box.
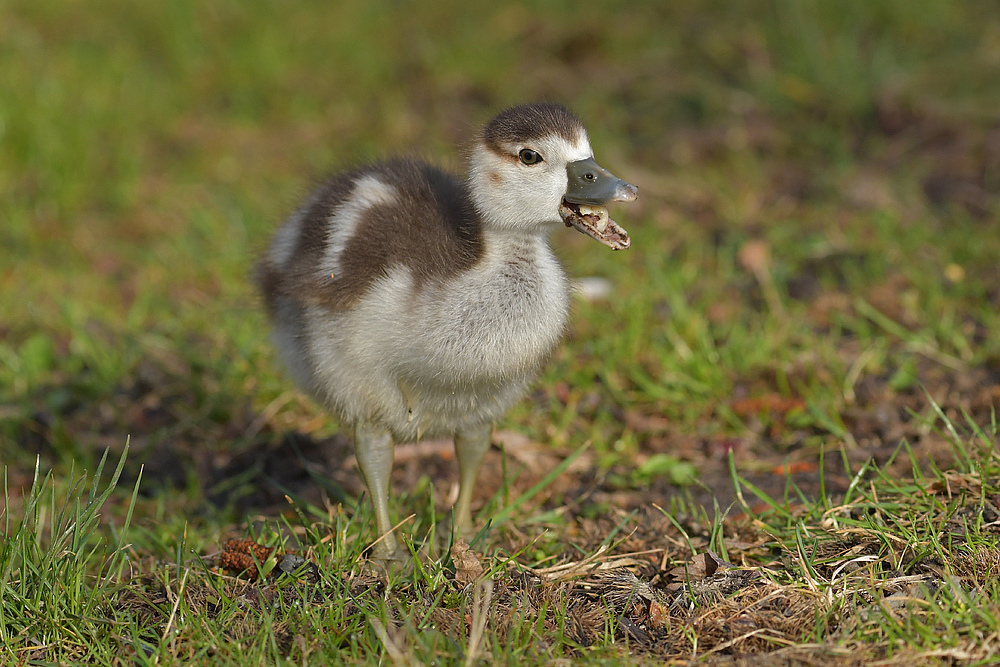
[257,158,484,316]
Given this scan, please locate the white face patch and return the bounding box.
[468,129,594,231]
[561,130,594,163]
[320,175,398,280]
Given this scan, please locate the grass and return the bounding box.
[2,0,1000,664]
[5,413,1000,664]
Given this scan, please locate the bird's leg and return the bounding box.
[354,422,404,561]
[452,422,493,538]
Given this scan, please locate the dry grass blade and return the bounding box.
[161,567,190,647]
[464,579,493,667]
[530,545,665,583]
[366,514,416,554]
[368,617,410,667]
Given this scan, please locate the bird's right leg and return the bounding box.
[354,422,405,562]
[452,422,493,539]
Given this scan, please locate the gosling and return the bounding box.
[256,103,637,562]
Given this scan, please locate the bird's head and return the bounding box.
[468,103,637,250]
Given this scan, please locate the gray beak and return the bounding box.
[564,157,639,205]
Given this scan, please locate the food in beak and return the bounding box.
[559,199,630,250]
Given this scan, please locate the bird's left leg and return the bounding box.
[354,422,405,562]
[452,422,493,538]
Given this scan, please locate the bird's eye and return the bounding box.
[584,172,596,182]
[518,149,543,165]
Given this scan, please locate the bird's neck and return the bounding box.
[479,223,554,264]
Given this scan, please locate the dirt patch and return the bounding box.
[5,340,999,525]
[106,480,1000,665]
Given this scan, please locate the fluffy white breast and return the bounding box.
[300,227,570,439]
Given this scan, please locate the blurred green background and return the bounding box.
[2,0,999,511]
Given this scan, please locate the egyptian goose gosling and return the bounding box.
[257,103,637,562]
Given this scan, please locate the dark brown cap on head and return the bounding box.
[482,103,585,152]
